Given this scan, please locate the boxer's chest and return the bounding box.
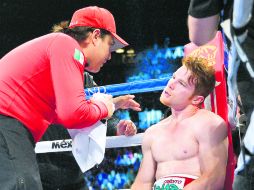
[152,122,199,162]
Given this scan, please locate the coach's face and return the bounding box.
[83,29,113,73]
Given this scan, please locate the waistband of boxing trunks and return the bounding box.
[153,174,198,190]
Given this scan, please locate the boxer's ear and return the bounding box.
[192,95,204,106]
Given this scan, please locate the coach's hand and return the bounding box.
[91,93,115,118]
[113,95,141,111]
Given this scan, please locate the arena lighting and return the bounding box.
[115,48,125,53]
[126,45,184,82]
[127,49,135,54]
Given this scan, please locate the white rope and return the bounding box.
[35,133,144,153]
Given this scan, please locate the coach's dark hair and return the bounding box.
[52,21,111,43]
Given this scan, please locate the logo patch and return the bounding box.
[52,140,72,149]
[74,48,84,65]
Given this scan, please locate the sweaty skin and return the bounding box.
[148,110,227,180]
[132,110,228,190]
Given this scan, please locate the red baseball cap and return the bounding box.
[69,6,129,52]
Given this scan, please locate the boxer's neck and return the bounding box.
[171,106,199,123]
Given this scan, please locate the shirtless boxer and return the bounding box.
[131,56,228,190]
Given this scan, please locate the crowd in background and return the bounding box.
[83,147,142,190]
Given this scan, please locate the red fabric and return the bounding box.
[0,33,108,142]
[69,6,128,49]
[184,32,235,190]
[164,175,196,186]
[69,6,117,33]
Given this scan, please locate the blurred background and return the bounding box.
[0,0,190,189]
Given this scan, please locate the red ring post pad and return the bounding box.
[184,31,235,190]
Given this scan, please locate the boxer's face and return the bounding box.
[160,66,196,109]
[84,30,113,73]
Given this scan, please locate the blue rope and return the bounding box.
[84,77,171,98]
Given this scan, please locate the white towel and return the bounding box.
[68,121,107,173]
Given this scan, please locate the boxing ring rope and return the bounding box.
[84,77,170,98]
[35,77,170,154]
[35,133,144,153]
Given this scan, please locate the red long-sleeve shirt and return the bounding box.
[0,33,108,142]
